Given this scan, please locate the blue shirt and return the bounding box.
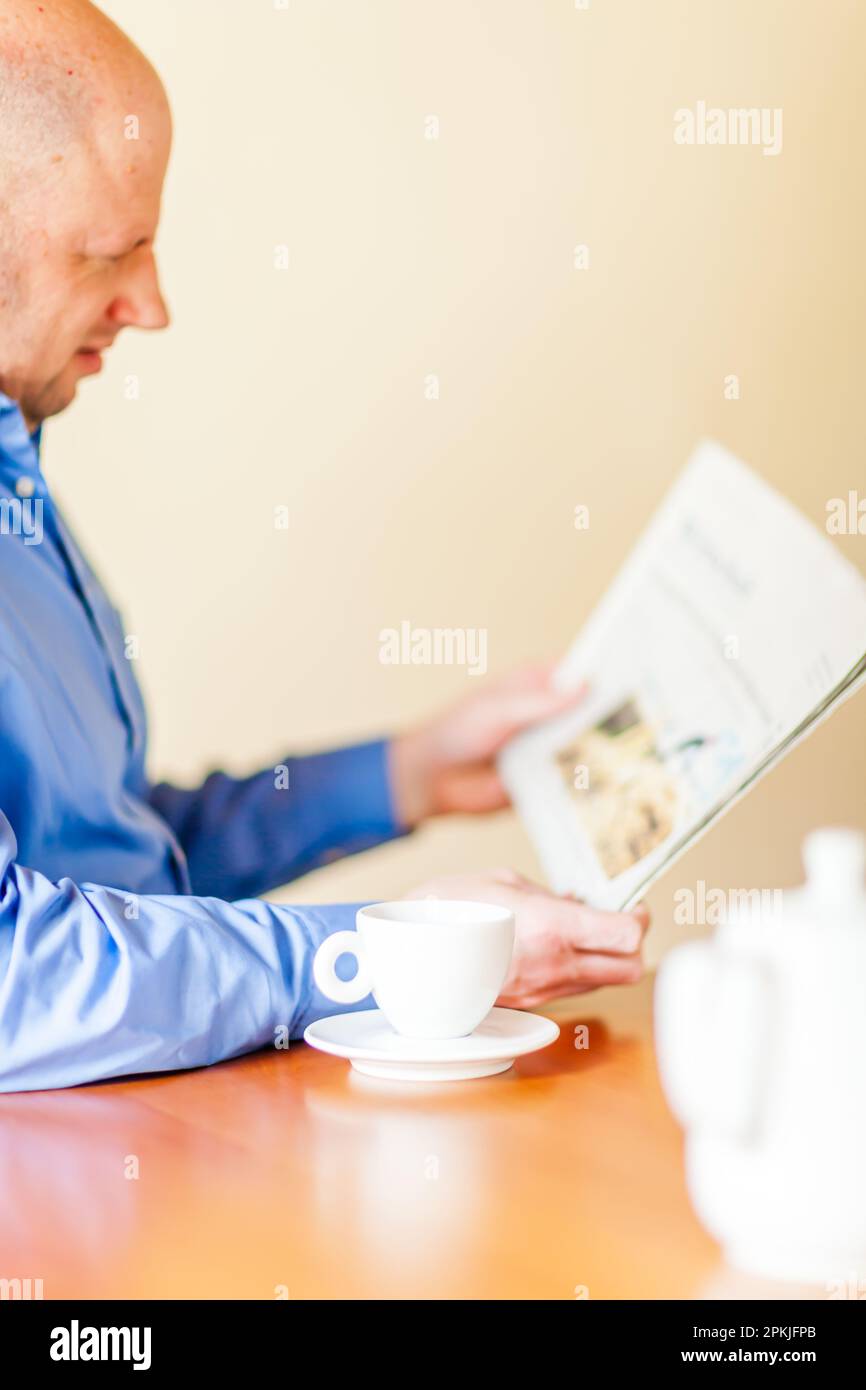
[0,393,405,1091]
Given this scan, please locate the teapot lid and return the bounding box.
[802,828,866,904]
[723,827,866,930]
[789,827,866,928]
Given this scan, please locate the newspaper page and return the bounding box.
[498,440,866,909]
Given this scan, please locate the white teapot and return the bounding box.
[655,828,866,1285]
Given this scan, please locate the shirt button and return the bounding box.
[15,476,35,498]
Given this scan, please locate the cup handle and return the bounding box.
[312,930,373,1005]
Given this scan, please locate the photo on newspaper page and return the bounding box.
[498,440,866,910]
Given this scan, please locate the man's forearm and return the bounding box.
[148,737,409,899]
[0,809,374,1092]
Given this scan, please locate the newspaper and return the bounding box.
[498,440,866,909]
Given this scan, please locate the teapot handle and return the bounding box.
[655,941,772,1142]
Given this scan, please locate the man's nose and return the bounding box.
[108,250,170,332]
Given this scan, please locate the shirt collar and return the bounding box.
[0,391,45,492]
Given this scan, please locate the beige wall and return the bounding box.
[48,0,866,961]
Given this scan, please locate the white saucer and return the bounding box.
[303,1007,559,1081]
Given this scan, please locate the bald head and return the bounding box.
[0,0,171,426]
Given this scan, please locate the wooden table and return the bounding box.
[0,974,817,1300]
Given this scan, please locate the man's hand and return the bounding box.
[405,869,650,1008]
[388,663,583,827]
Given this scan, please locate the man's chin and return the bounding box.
[20,368,86,428]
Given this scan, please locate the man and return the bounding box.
[0,0,648,1092]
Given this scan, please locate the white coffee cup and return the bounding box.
[312,899,515,1039]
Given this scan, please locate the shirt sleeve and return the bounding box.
[147,737,410,900]
[0,808,376,1093]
